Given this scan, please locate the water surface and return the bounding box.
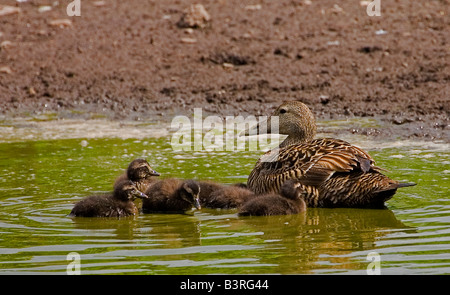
[0,118,448,274]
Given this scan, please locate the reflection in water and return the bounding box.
[70,212,203,248]
[235,208,411,273]
[70,216,142,240]
[138,214,202,249]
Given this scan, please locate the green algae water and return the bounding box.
[0,119,449,274]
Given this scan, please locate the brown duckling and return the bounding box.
[198,181,255,209]
[142,178,201,213]
[243,100,416,208]
[238,180,306,216]
[69,179,148,218]
[114,158,160,192]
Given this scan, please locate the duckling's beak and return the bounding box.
[150,170,160,176]
[194,196,201,210]
[134,191,149,199]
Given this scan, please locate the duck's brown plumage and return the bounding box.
[245,101,416,208]
[69,179,148,217]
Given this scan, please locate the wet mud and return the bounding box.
[0,0,448,141]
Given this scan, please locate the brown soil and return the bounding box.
[0,0,448,141]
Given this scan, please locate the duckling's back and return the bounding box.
[142,178,195,213]
[238,193,303,216]
[69,194,137,217]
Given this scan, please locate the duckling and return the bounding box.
[114,158,160,192]
[198,181,255,209]
[231,183,248,189]
[142,178,201,213]
[69,179,148,217]
[242,100,416,208]
[238,180,306,216]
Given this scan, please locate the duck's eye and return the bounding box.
[280,108,287,114]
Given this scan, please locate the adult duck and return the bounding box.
[243,101,415,208]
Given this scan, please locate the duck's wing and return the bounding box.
[248,138,381,193]
[309,138,377,171]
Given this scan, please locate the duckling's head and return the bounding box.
[180,180,202,209]
[280,180,303,200]
[114,179,149,202]
[243,101,316,146]
[127,159,160,182]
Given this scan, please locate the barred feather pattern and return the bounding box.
[247,138,397,208]
[298,172,400,208]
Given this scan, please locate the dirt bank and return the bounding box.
[0,0,448,141]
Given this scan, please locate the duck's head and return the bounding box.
[180,180,202,210]
[114,179,149,201]
[242,101,316,146]
[127,159,160,182]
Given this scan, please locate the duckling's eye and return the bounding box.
[280,108,287,114]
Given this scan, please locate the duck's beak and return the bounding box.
[239,116,275,137]
[194,196,201,210]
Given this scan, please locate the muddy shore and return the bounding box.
[0,0,448,141]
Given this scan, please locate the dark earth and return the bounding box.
[0,0,448,141]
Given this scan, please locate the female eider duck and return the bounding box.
[238,180,306,216]
[114,158,160,193]
[243,101,416,208]
[69,179,148,217]
[142,178,201,213]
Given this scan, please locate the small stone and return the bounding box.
[177,4,211,29]
[92,1,106,7]
[0,40,12,49]
[181,37,197,44]
[38,5,52,13]
[29,87,36,96]
[0,66,12,74]
[0,5,21,17]
[244,4,262,10]
[49,19,72,28]
[327,40,340,46]
[222,63,234,69]
[331,4,343,13]
[375,29,388,35]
